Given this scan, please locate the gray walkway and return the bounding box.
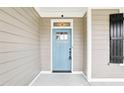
[31,73,124,86]
[31,74,89,86]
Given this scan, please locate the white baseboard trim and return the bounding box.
[40,71,83,74]
[28,71,42,86]
[80,72,124,82]
[72,71,83,74]
[82,72,88,80]
[88,78,124,82]
[41,71,52,74]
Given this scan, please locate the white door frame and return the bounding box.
[51,19,73,73]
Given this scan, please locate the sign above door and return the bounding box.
[51,19,73,29]
[53,22,71,27]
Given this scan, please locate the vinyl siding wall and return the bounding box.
[40,18,51,71]
[0,8,41,85]
[91,9,124,78]
[82,14,87,76]
[73,18,84,71]
[40,17,84,71]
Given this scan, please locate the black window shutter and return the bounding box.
[110,13,123,63]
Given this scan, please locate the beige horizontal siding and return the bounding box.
[0,7,41,85]
[40,18,51,71]
[91,9,124,78]
[82,13,87,76]
[73,18,84,71]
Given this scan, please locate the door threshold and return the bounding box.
[52,71,72,73]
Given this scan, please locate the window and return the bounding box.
[56,32,68,40]
[53,22,70,27]
[110,13,123,64]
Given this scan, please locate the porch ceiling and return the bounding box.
[34,7,87,17]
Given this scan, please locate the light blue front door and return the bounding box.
[52,29,72,72]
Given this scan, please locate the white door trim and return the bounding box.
[51,19,73,73]
[87,8,92,82]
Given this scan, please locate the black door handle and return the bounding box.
[69,48,71,60]
[69,56,72,60]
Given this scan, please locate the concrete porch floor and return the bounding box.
[30,73,124,86]
[31,73,89,86]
